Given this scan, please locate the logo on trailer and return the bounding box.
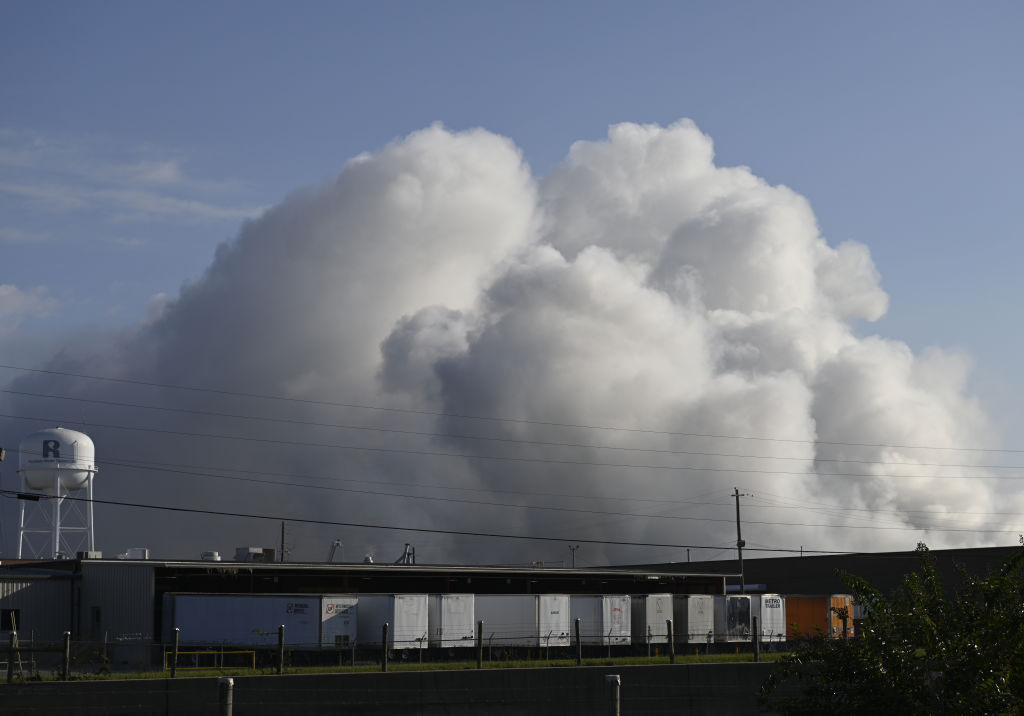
[42,440,61,459]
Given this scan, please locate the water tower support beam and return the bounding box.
[16,473,25,559]
[53,474,61,559]
[86,476,95,552]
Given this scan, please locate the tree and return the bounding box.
[761,544,1024,715]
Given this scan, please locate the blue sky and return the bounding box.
[5,1,1021,433]
[2,2,1024,560]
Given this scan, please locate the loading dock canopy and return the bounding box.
[148,561,729,596]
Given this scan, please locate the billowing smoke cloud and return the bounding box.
[2,120,1014,564]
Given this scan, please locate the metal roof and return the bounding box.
[66,557,737,580]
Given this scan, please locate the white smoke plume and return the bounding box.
[2,120,1015,564]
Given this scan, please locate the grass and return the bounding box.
[10,652,785,682]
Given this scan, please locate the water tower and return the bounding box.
[16,427,98,559]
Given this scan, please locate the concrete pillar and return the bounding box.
[605,674,621,716]
[218,677,234,716]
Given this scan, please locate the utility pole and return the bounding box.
[734,487,748,594]
[280,520,286,563]
[569,544,580,568]
[0,447,5,558]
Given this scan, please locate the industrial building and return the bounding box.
[3,545,1020,669]
[645,545,1021,597]
[0,554,729,669]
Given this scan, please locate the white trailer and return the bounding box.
[569,595,631,646]
[713,595,752,643]
[356,594,428,649]
[750,594,786,644]
[672,595,714,645]
[428,594,475,648]
[475,594,570,647]
[164,594,322,647]
[321,594,358,647]
[630,594,673,645]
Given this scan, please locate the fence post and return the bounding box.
[575,618,582,666]
[476,620,483,669]
[6,632,15,683]
[752,616,760,662]
[277,625,285,675]
[381,624,389,672]
[171,628,179,678]
[666,619,674,664]
[605,674,621,716]
[218,676,234,716]
[62,631,71,680]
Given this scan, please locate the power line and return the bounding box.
[90,455,748,527]
[6,387,1024,470]
[12,445,932,534]
[745,487,1024,522]
[9,417,1021,534]
[7,448,1016,535]
[16,441,1017,527]
[56,450,746,511]
[2,447,925,532]
[742,493,959,531]
[1,363,1016,453]
[14,445,723,509]
[5,411,1021,480]
[0,489,854,555]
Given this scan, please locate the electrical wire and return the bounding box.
[744,487,1024,522]
[11,439,1021,529]
[4,411,1021,480]
[5,369,1022,544]
[5,451,1017,535]
[25,445,1014,526]
[0,488,854,555]
[6,387,1024,470]
[17,447,740,513]
[1,363,1018,453]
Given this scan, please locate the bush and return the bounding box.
[761,544,1024,715]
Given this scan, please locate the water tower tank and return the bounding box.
[18,426,97,495]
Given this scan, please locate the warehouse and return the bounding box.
[9,546,1012,670]
[646,545,1020,596]
[0,555,729,669]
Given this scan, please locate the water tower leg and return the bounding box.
[52,475,61,559]
[86,476,95,552]
[16,475,26,559]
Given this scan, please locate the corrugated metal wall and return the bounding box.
[79,563,155,642]
[0,577,74,641]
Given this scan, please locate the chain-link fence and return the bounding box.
[2,619,805,681]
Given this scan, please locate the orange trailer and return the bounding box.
[785,594,854,639]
